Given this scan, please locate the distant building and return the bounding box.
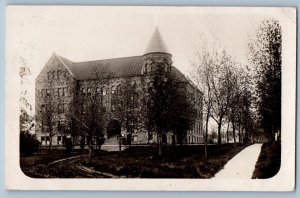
[35,28,203,146]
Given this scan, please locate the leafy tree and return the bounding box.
[192,36,218,158]
[36,87,62,151]
[111,79,140,147]
[20,131,40,155]
[248,19,282,142]
[76,83,107,157]
[146,59,196,155]
[209,50,238,146]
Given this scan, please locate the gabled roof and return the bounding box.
[144,28,170,55]
[57,54,188,83]
[58,55,144,80]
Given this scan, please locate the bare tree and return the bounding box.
[191,36,217,159]
[36,86,62,151]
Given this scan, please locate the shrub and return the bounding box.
[20,131,40,155]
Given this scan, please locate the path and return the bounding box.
[214,143,263,179]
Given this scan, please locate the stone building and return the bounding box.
[35,28,203,146]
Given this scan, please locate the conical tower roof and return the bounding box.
[144,28,170,55]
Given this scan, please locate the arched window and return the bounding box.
[111,86,116,94]
[117,85,121,95]
[102,87,106,96]
[144,63,149,74]
[147,64,152,73]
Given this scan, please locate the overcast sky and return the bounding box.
[7,6,287,115]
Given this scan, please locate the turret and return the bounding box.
[142,28,172,75]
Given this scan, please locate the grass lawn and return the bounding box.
[252,141,281,179]
[20,143,249,178]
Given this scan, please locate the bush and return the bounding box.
[20,131,40,155]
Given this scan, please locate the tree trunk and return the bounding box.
[226,121,230,143]
[205,114,209,160]
[217,122,222,146]
[238,122,241,143]
[232,121,236,147]
[158,133,162,156]
[89,144,92,157]
[49,134,53,152]
[119,137,122,154]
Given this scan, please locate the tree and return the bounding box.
[146,59,196,155]
[191,37,216,158]
[20,131,40,155]
[111,79,140,147]
[20,56,34,134]
[36,88,62,151]
[248,19,282,142]
[209,50,238,146]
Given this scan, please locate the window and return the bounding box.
[53,71,57,79]
[96,87,101,94]
[51,71,55,79]
[41,104,46,112]
[117,85,121,95]
[111,86,116,94]
[63,88,68,96]
[148,64,152,73]
[144,63,148,74]
[87,88,91,95]
[46,89,50,97]
[41,89,46,97]
[58,88,63,97]
[102,87,106,96]
[58,103,64,113]
[64,103,68,112]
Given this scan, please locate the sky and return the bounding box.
[6,6,281,116]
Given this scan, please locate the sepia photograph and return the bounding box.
[5,6,296,190]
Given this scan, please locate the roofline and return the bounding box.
[143,52,172,57]
[73,55,143,64]
[56,54,75,76]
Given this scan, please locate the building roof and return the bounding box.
[57,54,188,83]
[59,55,144,80]
[144,28,170,55]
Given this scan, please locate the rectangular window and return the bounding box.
[58,88,63,96]
[63,88,68,96]
[58,103,64,113]
[96,87,101,94]
[111,86,116,94]
[64,103,68,112]
[87,88,91,95]
[46,89,50,97]
[102,87,106,96]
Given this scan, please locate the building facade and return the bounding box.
[35,28,203,146]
